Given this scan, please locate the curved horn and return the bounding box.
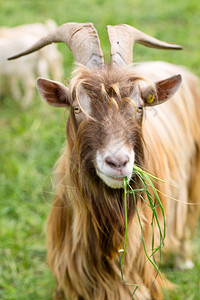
[8,22,104,68]
[107,24,182,65]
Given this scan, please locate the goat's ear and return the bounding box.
[36,77,70,107]
[142,74,182,106]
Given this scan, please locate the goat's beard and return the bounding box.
[68,152,145,258]
[67,114,145,257]
[70,152,144,258]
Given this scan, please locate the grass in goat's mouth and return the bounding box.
[119,165,166,298]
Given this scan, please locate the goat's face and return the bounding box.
[71,67,145,189]
[37,65,181,189]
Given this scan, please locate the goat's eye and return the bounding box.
[137,106,143,113]
[74,106,81,114]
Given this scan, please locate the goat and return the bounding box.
[0,20,63,81]
[1,20,63,106]
[0,34,47,106]
[8,23,200,299]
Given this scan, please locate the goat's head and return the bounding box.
[8,23,182,189]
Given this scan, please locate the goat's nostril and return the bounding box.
[105,158,116,168]
[105,155,129,170]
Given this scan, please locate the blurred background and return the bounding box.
[0,0,200,299]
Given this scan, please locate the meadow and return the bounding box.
[0,0,200,299]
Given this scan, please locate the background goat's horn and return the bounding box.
[107,24,183,65]
[8,22,104,68]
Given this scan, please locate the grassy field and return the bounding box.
[0,0,200,299]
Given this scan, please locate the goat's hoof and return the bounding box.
[175,258,194,270]
[53,289,65,300]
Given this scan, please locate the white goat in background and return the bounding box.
[0,20,63,107]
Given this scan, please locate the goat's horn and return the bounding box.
[107,24,182,65]
[8,22,104,68]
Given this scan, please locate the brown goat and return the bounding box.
[9,23,200,299]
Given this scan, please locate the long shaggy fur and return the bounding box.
[46,63,200,300]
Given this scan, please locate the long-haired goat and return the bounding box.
[9,23,200,299]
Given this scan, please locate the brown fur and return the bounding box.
[46,64,200,299]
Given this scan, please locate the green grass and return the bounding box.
[119,170,166,299]
[0,0,200,299]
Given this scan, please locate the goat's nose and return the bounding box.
[105,154,129,170]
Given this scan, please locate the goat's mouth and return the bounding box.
[96,168,132,189]
[95,147,135,189]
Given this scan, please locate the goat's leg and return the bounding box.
[21,73,35,107]
[176,146,200,269]
[175,148,200,269]
[37,58,49,78]
[48,53,63,81]
[10,75,21,101]
[175,228,194,270]
[53,288,65,300]
[167,185,194,270]
[0,76,4,98]
[187,146,200,234]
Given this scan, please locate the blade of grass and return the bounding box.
[119,178,139,299]
[119,165,167,299]
[121,177,129,266]
[133,171,165,244]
